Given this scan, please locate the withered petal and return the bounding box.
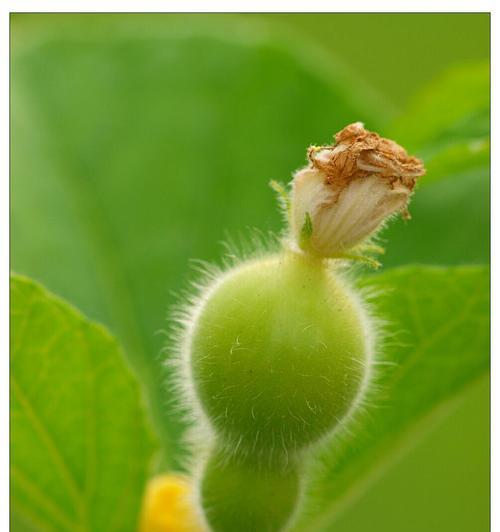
[309,122,426,195]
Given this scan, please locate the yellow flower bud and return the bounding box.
[140,474,204,532]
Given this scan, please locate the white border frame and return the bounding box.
[2,2,495,531]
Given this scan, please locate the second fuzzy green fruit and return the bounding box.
[200,448,301,532]
[189,252,370,456]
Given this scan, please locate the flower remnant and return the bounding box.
[291,122,425,257]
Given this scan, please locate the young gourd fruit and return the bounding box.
[200,448,301,532]
[190,252,369,457]
[178,123,425,532]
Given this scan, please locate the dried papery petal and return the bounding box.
[291,122,425,257]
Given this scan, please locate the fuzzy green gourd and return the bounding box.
[200,449,301,532]
[176,123,425,532]
[190,253,369,457]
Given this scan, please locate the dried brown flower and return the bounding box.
[290,122,426,257]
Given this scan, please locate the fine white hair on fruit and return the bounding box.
[165,237,387,476]
[165,231,282,461]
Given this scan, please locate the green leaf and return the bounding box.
[381,62,489,267]
[381,169,489,268]
[293,265,489,531]
[11,16,383,466]
[10,274,157,532]
[389,62,489,186]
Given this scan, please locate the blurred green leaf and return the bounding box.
[381,63,489,268]
[10,274,157,532]
[381,168,489,268]
[293,265,489,531]
[390,62,489,185]
[11,19,382,466]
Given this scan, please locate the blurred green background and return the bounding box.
[11,13,489,532]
